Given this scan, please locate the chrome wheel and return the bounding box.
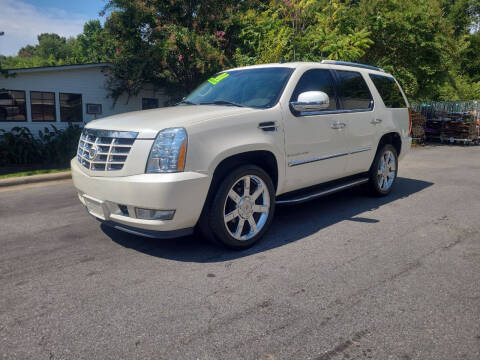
[223,175,270,241]
[377,150,396,191]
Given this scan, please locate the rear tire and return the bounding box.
[200,165,275,250]
[368,144,398,196]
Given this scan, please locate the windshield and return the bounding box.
[183,67,294,109]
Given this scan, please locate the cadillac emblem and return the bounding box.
[88,145,98,160]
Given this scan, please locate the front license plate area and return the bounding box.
[84,196,105,220]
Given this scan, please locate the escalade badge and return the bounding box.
[88,146,98,160]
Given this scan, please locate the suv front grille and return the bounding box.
[77,129,138,171]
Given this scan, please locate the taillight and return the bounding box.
[408,108,413,136]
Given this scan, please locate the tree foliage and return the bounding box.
[1,0,480,102]
[101,0,255,100]
[234,0,373,65]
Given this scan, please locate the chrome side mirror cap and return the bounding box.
[290,91,330,113]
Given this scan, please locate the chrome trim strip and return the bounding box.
[258,125,278,129]
[276,178,369,205]
[288,152,349,167]
[349,146,373,154]
[83,128,138,139]
[294,106,374,117]
[288,146,372,167]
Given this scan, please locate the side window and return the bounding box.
[369,74,407,108]
[334,70,373,110]
[291,69,337,111]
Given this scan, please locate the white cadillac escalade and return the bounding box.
[72,61,412,249]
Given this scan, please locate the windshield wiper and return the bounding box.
[198,100,246,107]
[176,100,197,106]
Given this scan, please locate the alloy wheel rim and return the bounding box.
[377,150,396,191]
[223,175,270,241]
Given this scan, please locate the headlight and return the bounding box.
[146,128,187,173]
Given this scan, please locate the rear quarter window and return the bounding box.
[369,74,407,108]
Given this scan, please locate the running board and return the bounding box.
[276,178,369,205]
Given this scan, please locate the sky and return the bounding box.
[0,0,107,56]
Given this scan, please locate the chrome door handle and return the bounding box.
[371,118,383,124]
[331,122,346,129]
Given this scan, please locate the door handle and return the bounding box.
[331,122,346,129]
[371,118,383,124]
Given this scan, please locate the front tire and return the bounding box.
[203,165,275,250]
[368,144,398,196]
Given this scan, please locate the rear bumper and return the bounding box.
[71,159,210,233]
[399,136,412,161]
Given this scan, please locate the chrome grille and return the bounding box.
[77,129,138,171]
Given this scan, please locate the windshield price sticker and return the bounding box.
[208,73,229,85]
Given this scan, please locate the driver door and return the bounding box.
[283,68,349,191]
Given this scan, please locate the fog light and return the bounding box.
[135,208,175,220]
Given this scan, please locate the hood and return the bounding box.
[85,105,258,139]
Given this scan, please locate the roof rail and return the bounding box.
[321,60,384,72]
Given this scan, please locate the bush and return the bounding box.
[0,124,83,167]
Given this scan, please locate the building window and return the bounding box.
[60,93,83,122]
[142,98,159,110]
[0,90,26,122]
[31,91,56,122]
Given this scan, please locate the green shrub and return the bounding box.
[38,124,83,166]
[0,124,82,167]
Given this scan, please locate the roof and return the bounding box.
[6,62,111,75]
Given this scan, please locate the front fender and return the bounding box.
[185,108,287,194]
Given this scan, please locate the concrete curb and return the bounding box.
[0,171,72,187]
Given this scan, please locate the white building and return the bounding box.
[0,63,169,133]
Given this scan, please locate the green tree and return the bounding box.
[73,20,115,63]
[234,0,373,65]
[102,0,257,101]
[349,0,462,99]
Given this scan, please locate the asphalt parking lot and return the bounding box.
[1,145,479,360]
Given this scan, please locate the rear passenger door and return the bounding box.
[333,70,378,175]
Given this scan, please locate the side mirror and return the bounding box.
[290,91,330,113]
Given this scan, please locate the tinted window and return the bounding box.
[369,74,407,108]
[60,93,83,122]
[31,91,56,122]
[335,70,373,110]
[0,90,26,121]
[291,69,337,111]
[185,68,293,109]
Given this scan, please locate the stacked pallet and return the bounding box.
[410,110,426,144]
[425,119,443,140]
[411,102,480,145]
[440,113,478,143]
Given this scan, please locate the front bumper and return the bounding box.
[71,159,210,234]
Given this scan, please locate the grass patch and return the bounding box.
[0,168,70,179]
